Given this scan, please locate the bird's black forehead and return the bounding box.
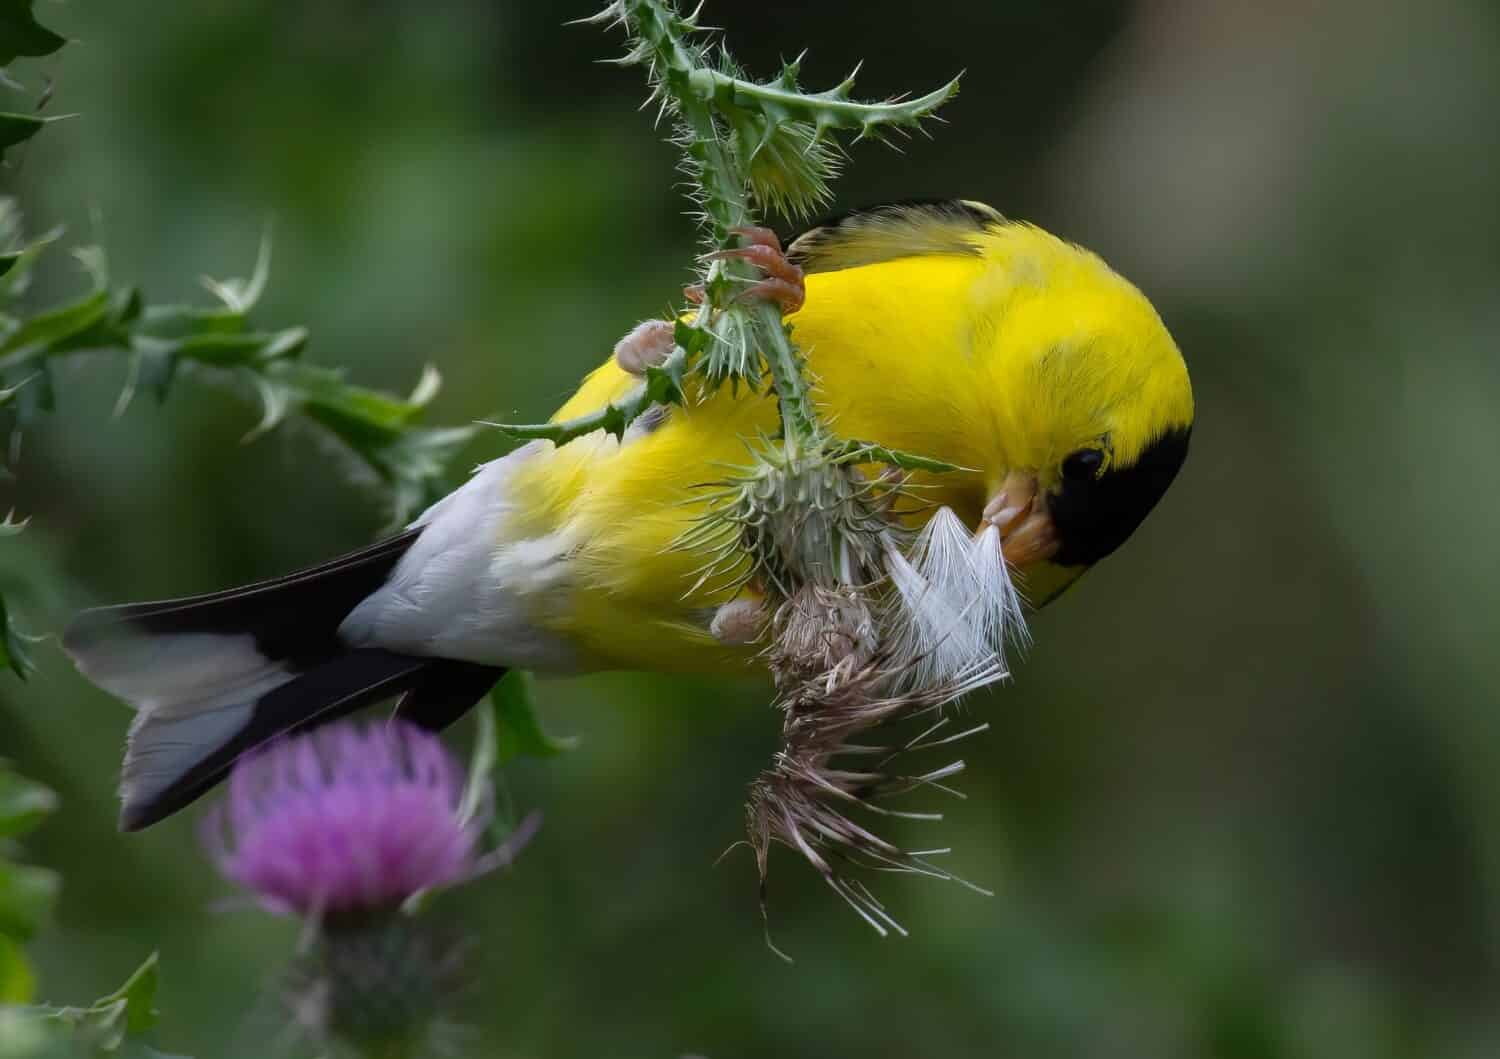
[1049,426,1192,567]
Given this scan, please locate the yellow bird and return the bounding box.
[64,200,1193,830]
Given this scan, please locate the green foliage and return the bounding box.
[0,516,35,682]
[0,770,54,845]
[0,768,56,946]
[0,2,65,67]
[456,670,573,850]
[0,0,66,157]
[33,954,160,1045]
[0,862,55,946]
[0,936,32,1005]
[0,209,472,529]
[0,115,54,154]
[831,439,968,475]
[492,345,686,444]
[0,762,55,1004]
[0,763,176,1056]
[0,205,473,684]
[489,670,577,765]
[13,954,186,1058]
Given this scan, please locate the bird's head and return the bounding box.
[971,224,1194,604]
[785,202,1192,606]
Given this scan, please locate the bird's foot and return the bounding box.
[642,228,804,374]
[710,596,768,645]
[704,226,806,314]
[613,318,677,376]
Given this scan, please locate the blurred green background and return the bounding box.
[4,0,1500,1055]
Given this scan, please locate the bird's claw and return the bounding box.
[704,226,806,314]
[628,228,804,376]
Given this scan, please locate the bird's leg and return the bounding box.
[983,471,1059,566]
[613,318,677,376]
[705,226,806,314]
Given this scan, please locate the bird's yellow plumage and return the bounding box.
[511,207,1193,672]
[64,201,1195,830]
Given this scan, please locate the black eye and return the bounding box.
[1062,448,1104,481]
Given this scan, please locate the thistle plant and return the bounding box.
[2,756,172,1055]
[204,720,538,1058]
[0,204,475,530]
[497,1,1029,937]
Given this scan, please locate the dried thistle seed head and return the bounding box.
[745,663,997,941]
[768,583,880,688]
[742,505,1036,938]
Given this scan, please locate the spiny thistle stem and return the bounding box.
[747,297,820,454]
[699,63,961,143]
[497,0,959,452]
[547,2,1012,939]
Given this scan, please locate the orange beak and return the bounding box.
[983,471,1060,567]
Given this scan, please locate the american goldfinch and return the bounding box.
[65,200,1193,830]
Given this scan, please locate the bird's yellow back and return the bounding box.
[504,215,1191,672]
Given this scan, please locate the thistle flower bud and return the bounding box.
[687,445,893,601]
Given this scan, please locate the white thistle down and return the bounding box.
[883,506,1029,695]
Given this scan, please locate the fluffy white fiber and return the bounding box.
[883,506,1029,695]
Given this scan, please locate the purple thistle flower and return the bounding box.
[206,720,487,917]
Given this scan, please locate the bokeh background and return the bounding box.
[4,0,1500,1055]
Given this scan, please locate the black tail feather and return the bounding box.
[64,528,505,831]
[397,660,508,733]
[65,528,421,672]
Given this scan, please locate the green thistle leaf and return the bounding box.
[0,858,57,940]
[492,338,689,445]
[0,932,33,1003]
[833,439,970,475]
[0,111,48,152]
[0,0,66,66]
[0,222,61,301]
[34,952,163,1049]
[0,209,466,526]
[0,588,36,680]
[490,670,577,764]
[0,767,55,839]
